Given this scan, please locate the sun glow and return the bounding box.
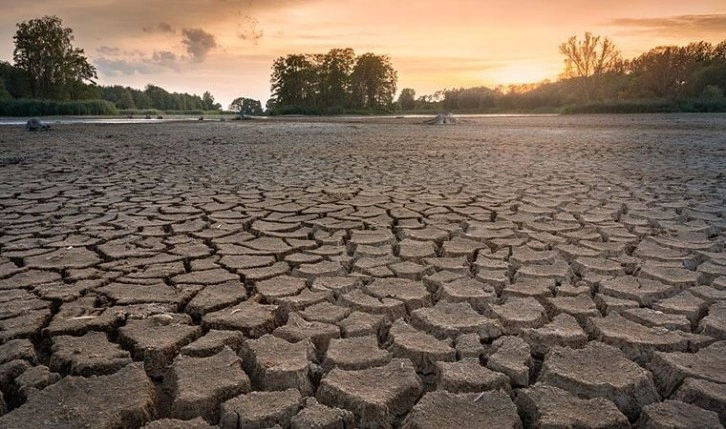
[489,62,559,85]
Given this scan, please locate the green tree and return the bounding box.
[351,53,397,109]
[319,48,356,108]
[13,15,97,99]
[265,98,277,112]
[229,97,263,115]
[0,61,31,99]
[202,91,221,110]
[102,85,136,108]
[144,84,173,110]
[270,54,319,109]
[116,88,136,109]
[559,32,622,101]
[132,90,153,109]
[269,49,399,113]
[397,88,416,110]
[629,46,693,98]
[691,61,726,97]
[0,80,12,101]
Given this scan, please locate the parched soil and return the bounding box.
[0,114,725,428]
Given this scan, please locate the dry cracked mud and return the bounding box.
[0,114,725,428]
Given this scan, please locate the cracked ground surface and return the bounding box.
[0,114,725,428]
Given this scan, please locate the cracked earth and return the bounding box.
[0,114,725,428]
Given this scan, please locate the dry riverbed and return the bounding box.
[0,115,725,428]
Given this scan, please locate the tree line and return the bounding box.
[2,15,725,115]
[0,63,225,114]
[101,85,221,112]
[401,34,726,113]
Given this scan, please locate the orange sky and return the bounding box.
[1,0,725,108]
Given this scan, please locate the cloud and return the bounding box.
[608,14,726,38]
[95,57,160,76]
[97,45,121,56]
[95,50,181,76]
[181,28,218,62]
[151,50,180,68]
[158,22,175,33]
[143,22,176,34]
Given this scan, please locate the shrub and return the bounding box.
[0,99,117,116]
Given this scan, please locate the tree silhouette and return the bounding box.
[351,53,397,109]
[229,97,263,115]
[398,88,416,110]
[269,49,398,113]
[559,32,621,101]
[202,91,222,110]
[270,54,318,109]
[318,48,356,108]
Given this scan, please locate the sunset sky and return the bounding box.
[1,0,725,108]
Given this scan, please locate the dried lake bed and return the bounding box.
[0,114,725,428]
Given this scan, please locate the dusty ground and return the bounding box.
[0,115,725,428]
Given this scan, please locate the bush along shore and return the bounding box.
[0,99,118,116]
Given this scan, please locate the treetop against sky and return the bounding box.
[1,0,725,107]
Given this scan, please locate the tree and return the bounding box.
[319,48,356,108]
[397,88,416,110]
[0,61,32,99]
[133,90,153,109]
[559,32,621,101]
[13,15,97,99]
[229,97,263,115]
[116,89,136,110]
[713,40,726,61]
[202,91,221,110]
[629,46,693,98]
[351,53,397,109]
[270,54,318,109]
[144,84,173,110]
[0,81,12,101]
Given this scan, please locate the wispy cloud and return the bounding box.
[143,22,175,34]
[237,16,263,44]
[95,47,181,76]
[96,45,121,56]
[151,50,180,69]
[95,58,160,76]
[608,14,726,38]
